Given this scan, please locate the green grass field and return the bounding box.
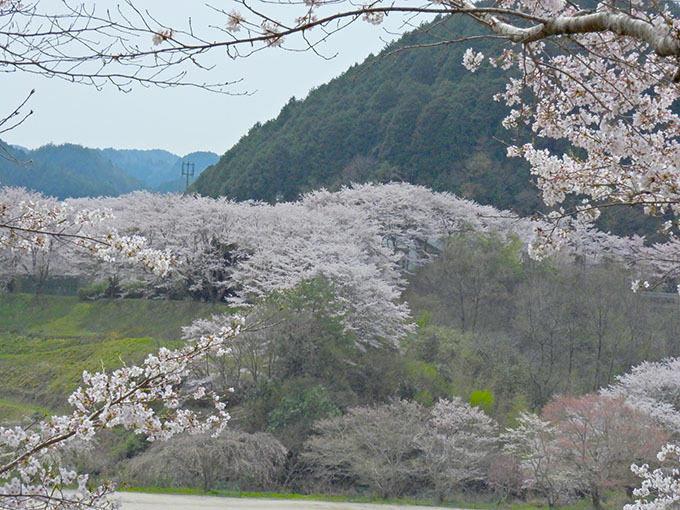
[0,293,231,421]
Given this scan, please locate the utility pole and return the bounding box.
[182,161,195,193]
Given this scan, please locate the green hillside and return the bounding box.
[193,16,542,215]
[192,16,663,237]
[0,294,230,420]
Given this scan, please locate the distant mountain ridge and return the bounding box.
[100,148,179,189]
[100,148,219,192]
[0,144,144,199]
[0,143,218,198]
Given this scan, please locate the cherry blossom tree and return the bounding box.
[0,191,236,509]
[72,192,412,346]
[418,397,497,502]
[604,358,680,434]
[501,412,575,506]
[0,187,66,292]
[627,443,680,510]
[68,184,645,350]
[70,192,247,300]
[0,187,173,278]
[543,394,667,508]
[504,396,668,508]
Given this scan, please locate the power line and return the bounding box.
[182,161,195,193]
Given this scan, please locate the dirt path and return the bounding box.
[117,492,454,510]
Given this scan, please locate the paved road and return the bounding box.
[117,492,453,510]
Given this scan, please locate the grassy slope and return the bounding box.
[0,294,230,421]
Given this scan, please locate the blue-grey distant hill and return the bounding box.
[0,143,143,199]
[100,148,180,189]
[154,152,220,193]
[0,143,218,198]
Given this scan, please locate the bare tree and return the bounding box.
[1,0,678,110]
[124,430,287,491]
[302,400,427,498]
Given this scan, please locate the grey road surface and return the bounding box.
[118,492,454,510]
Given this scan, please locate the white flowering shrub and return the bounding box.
[627,444,680,510]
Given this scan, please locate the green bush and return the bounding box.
[78,281,109,301]
[470,389,494,415]
[267,384,340,434]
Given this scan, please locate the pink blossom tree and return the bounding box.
[542,394,668,508]
[504,396,668,508]
[3,1,680,252]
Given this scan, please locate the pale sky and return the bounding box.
[2,2,416,157]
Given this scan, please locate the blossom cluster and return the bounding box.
[89,232,174,277]
[603,360,680,509]
[0,188,173,277]
[627,444,680,510]
[491,3,680,222]
[59,183,647,346]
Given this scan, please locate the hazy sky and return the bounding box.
[2,3,414,157]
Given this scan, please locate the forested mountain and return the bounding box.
[0,143,143,199]
[0,143,219,198]
[193,15,541,214]
[192,16,659,237]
